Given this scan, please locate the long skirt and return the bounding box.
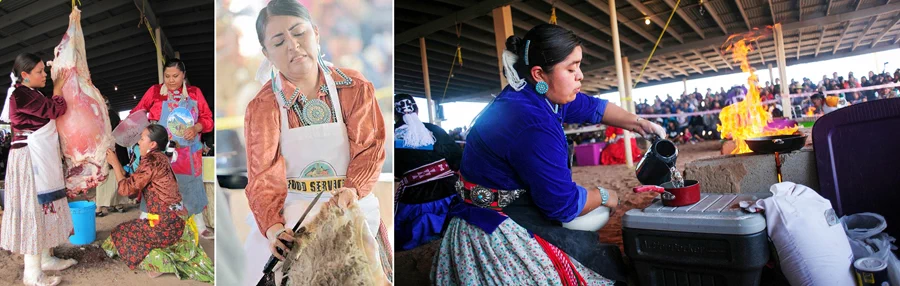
[102,213,214,283]
[0,147,73,255]
[431,217,615,286]
[94,173,129,208]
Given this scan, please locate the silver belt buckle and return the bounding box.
[456,179,525,208]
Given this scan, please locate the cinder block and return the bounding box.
[683,148,819,193]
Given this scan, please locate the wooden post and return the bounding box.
[156,28,163,84]
[768,63,774,87]
[493,6,514,89]
[682,77,688,95]
[609,0,634,168]
[774,24,792,118]
[623,56,636,113]
[420,37,435,124]
[622,56,635,168]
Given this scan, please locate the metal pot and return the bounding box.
[633,180,701,207]
[635,135,678,186]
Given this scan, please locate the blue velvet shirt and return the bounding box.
[454,84,608,233]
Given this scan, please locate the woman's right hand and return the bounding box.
[602,189,619,209]
[265,223,295,261]
[52,68,71,95]
[106,148,120,166]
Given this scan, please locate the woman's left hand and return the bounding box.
[635,118,667,138]
[327,188,359,209]
[183,124,201,141]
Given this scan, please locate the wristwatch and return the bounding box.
[598,187,609,206]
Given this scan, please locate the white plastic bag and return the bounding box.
[842,212,887,259]
[868,233,900,286]
[742,182,855,286]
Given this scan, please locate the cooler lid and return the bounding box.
[623,192,770,235]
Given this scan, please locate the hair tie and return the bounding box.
[524,40,531,66]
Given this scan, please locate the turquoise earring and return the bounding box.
[24,78,29,84]
[535,81,549,95]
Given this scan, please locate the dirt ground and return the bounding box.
[0,204,214,285]
[395,140,724,285]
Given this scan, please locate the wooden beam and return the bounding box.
[396,0,519,44]
[755,39,767,65]
[692,50,719,72]
[814,25,827,57]
[0,0,60,31]
[641,61,676,78]
[581,0,660,44]
[658,57,689,76]
[797,31,802,60]
[826,0,835,15]
[852,16,879,51]
[662,0,705,38]
[703,0,728,34]
[768,0,778,24]
[420,38,435,123]
[512,3,614,57]
[871,14,900,48]
[0,2,136,51]
[857,0,864,11]
[833,20,854,54]
[712,46,734,70]
[735,0,753,30]
[136,0,176,60]
[624,0,684,43]
[799,0,803,21]
[493,6,514,88]
[673,53,704,74]
[536,1,645,51]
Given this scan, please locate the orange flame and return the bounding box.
[717,26,798,154]
[807,107,816,116]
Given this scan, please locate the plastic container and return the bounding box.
[623,193,771,286]
[574,143,605,166]
[813,98,900,238]
[68,201,96,245]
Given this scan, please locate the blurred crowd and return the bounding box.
[566,69,900,146]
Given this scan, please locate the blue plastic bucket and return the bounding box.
[68,201,96,245]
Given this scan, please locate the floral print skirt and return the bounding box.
[431,217,615,286]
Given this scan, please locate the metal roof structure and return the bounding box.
[395,0,900,103]
[0,0,213,113]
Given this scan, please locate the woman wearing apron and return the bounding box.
[1,53,77,286]
[431,24,667,285]
[242,0,390,284]
[131,58,214,240]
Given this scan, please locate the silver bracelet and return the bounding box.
[598,187,609,206]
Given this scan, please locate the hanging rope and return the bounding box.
[440,22,464,102]
[550,6,558,24]
[633,0,681,89]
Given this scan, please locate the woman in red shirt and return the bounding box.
[130,59,214,239]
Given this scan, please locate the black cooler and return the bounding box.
[623,193,771,286]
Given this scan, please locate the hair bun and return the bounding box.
[505,36,523,55]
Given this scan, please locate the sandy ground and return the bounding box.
[395,140,724,285]
[0,204,214,285]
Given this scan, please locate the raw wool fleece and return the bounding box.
[282,200,383,285]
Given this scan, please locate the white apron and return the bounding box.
[12,120,67,203]
[241,67,382,285]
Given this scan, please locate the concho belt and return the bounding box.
[456,177,525,209]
